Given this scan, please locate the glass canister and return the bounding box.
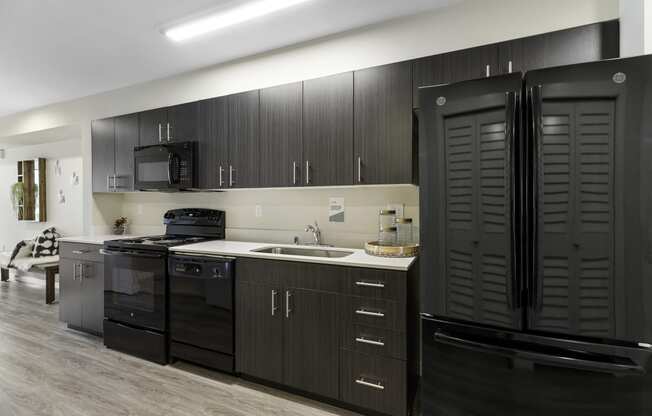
[396,218,413,245]
[378,209,397,245]
[379,226,398,246]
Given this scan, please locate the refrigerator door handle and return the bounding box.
[527,85,543,312]
[505,90,520,311]
[433,331,646,376]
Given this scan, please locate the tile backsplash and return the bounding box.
[92,185,419,249]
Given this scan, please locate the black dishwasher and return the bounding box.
[169,254,235,373]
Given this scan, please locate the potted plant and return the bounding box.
[113,216,128,235]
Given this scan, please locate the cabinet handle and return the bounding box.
[285,290,292,318]
[271,290,278,316]
[355,281,385,288]
[355,336,385,347]
[292,161,297,185]
[158,124,162,143]
[166,122,171,142]
[355,308,385,318]
[508,60,513,73]
[229,165,235,187]
[71,250,88,255]
[219,166,224,187]
[305,160,310,185]
[485,64,491,77]
[357,157,362,183]
[355,377,385,391]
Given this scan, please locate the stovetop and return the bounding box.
[105,235,214,252]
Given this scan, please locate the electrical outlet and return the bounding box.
[387,203,405,218]
[255,205,262,218]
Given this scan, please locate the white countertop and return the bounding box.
[170,240,416,271]
[58,234,142,245]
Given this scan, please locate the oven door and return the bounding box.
[102,248,167,331]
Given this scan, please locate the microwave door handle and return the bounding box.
[167,153,173,185]
[100,249,165,259]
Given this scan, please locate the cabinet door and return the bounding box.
[198,97,229,189]
[91,118,115,193]
[260,82,303,187]
[138,108,167,146]
[284,288,339,399]
[168,101,200,142]
[59,258,82,327]
[114,113,138,192]
[303,72,353,186]
[228,91,260,188]
[235,281,284,384]
[81,262,104,334]
[354,62,413,184]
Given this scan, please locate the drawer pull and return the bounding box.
[355,336,385,347]
[355,281,385,288]
[71,250,89,255]
[355,308,385,318]
[355,377,385,390]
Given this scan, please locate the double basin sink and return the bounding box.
[252,246,353,258]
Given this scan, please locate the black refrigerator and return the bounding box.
[419,55,652,416]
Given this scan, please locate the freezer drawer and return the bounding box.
[421,318,652,416]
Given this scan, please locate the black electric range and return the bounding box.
[102,208,225,364]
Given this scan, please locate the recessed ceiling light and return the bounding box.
[164,0,313,42]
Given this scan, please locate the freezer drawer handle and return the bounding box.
[355,377,385,390]
[355,281,385,288]
[355,336,385,347]
[355,308,385,318]
[433,331,646,376]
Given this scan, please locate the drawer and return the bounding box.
[341,350,407,416]
[341,295,405,332]
[343,324,406,360]
[60,242,104,263]
[342,268,405,302]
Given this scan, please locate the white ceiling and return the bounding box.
[0,0,459,117]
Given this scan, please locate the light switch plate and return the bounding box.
[255,205,262,218]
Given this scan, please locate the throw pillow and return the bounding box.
[8,240,34,266]
[33,227,61,258]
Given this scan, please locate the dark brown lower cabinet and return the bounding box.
[235,257,418,416]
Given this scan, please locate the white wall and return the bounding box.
[0,0,619,246]
[0,139,83,251]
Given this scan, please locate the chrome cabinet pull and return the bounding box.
[292,161,297,185]
[229,165,235,187]
[355,308,385,318]
[285,290,292,318]
[158,124,162,143]
[355,281,385,288]
[166,122,171,142]
[219,166,224,187]
[71,250,88,255]
[271,290,278,316]
[357,157,362,183]
[508,60,513,73]
[305,160,310,184]
[355,336,385,347]
[485,64,491,77]
[355,377,384,390]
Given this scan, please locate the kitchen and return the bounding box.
[0,0,649,415]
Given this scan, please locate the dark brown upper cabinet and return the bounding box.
[92,113,138,192]
[496,20,620,75]
[303,72,354,186]
[260,82,303,187]
[228,90,260,188]
[139,102,199,146]
[354,61,414,185]
[414,20,620,107]
[198,96,228,190]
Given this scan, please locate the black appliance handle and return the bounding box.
[167,152,180,185]
[100,249,165,259]
[527,85,543,312]
[505,90,520,311]
[433,331,646,375]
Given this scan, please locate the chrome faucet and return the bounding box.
[305,221,322,246]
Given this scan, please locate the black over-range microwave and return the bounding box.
[134,142,196,191]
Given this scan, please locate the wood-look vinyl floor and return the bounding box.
[0,276,361,416]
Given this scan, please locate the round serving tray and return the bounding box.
[364,241,419,258]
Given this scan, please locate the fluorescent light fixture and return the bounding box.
[164,0,313,42]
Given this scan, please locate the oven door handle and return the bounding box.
[100,249,165,259]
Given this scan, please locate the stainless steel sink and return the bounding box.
[253,246,354,258]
